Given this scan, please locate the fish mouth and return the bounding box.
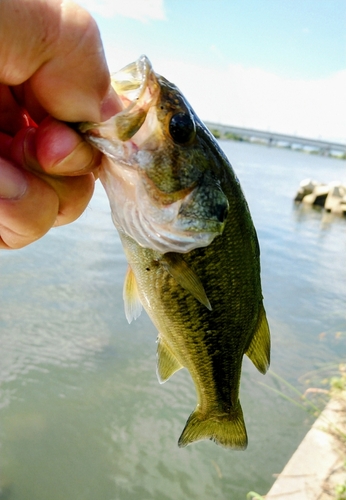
[81,55,160,146]
[81,55,228,254]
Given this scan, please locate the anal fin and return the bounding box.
[245,303,270,374]
[161,253,212,311]
[123,266,143,323]
[156,337,183,384]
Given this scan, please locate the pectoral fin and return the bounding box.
[161,253,212,311]
[245,303,270,374]
[123,266,143,323]
[156,337,183,384]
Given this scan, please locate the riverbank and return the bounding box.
[206,123,346,159]
[265,391,346,499]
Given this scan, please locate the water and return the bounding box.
[0,141,345,499]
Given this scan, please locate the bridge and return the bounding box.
[204,122,346,157]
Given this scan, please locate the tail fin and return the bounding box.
[178,403,248,449]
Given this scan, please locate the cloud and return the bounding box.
[152,60,346,143]
[101,46,346,143]
[78,0,165,22]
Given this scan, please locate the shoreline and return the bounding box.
[265,392,346,499]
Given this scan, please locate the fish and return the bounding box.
[80,55,270,449]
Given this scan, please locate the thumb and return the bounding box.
[0,0,122,123]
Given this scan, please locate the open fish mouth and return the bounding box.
[80,55,229,254]
[80,55,159,143]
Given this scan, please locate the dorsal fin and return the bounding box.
[123,266,143,323]
[245,303,270,374]
[161,253,212,311]
[156,337,183,384]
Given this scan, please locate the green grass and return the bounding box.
[246,492,265,500]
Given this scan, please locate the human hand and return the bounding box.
[0,0,122,249]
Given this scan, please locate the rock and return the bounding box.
[295,180,346,215]
[324,182,346,214]
[302,184,330,207]
[294,178,318,202]
[340,195,346,215]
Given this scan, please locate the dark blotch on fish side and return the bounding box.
[215,202,229,223]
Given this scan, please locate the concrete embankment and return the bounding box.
[294,179,346,215]
[265,392,346,499]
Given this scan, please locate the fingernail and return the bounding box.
[52,140,98,173]
[0,159,28,199]
[100,85,123,122]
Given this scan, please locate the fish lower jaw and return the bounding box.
[87,135,138,163]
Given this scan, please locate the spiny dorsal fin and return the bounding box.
[156,337,183,384]
[161,253,212,311]
[123,266,143,323]
[245,303,270,374]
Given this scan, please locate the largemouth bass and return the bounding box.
[81,56,270,449]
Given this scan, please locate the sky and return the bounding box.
[77,0,346,143]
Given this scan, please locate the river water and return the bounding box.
[0,141,345,500]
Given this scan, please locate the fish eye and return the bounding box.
[169,112,196,144]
